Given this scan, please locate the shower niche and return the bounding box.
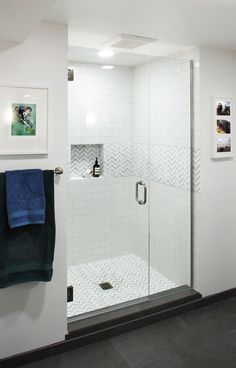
[70,144,104,179]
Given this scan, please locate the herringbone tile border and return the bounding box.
[69,143,201,193]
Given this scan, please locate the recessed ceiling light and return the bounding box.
[101,65,115,70]
[97,49,114,58]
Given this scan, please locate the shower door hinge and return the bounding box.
[67,285,73,303]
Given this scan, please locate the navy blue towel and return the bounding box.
[0,171,55,288]
[6,169,45,229]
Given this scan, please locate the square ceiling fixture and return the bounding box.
[103,34,157,49]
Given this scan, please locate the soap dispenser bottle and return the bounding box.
[93,157,100,177]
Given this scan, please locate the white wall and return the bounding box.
[0,22,68,359]
[0,0,56,52]
[194,46,236,296]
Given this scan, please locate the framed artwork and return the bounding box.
[0,86,48,155]
[211,98,233,158]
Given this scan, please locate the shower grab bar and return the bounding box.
[136,181,147,205]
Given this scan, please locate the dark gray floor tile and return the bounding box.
[179,301,236,337]
[21,342,129,368]
[178,339,236,368]
[145,339,236,368]
[215,296,236,313]
[143,356,185,368]
[20,356,56,368]
[110,331,169,368]
[222,329,236,347]
[110,317,196,368]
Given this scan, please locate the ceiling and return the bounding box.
[68,46,153,66]
[0,0,55,51]
[45,0,236,57]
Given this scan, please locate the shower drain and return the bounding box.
[99,282,113,290]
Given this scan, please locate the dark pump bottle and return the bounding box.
[93,158,100,177]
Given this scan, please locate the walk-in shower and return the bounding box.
[67,47,191,319]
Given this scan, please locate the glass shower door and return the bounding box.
[148,57,192,294]
[67,51,150,318]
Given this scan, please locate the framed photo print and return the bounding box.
[0,86,48,155]
[212,98,233,158]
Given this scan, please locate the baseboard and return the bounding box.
[1,286,236,368]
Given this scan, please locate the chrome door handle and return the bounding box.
[136,181,147,205]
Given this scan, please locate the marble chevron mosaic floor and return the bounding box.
[67,254,176,318]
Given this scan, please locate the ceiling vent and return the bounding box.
[103,34,157,49]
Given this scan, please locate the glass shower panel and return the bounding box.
[148,57,191,293]
[67,50,150,318]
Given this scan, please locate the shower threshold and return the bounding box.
[67,285,201,341]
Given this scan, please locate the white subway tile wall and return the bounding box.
[149,59,191,147]
[68,64,136,267]
[133,62,149,144]
[149,183,190,285]
[67,177,135,265]
[68,63,133,144]
[133,58,192,286]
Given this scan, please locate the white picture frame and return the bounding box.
[211,97,233,159]
[0,86,48,155]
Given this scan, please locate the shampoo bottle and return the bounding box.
[93,158,100,177]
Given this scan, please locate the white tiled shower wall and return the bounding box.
[68,177,135,264]
[68,58,198,286]
[133,59,191,285]
[68,65,136,264]
[68,63,133,144]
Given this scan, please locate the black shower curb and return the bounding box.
[2,286,236,368]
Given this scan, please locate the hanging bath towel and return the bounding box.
[6,169,45,229]
[0,170,56,288]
